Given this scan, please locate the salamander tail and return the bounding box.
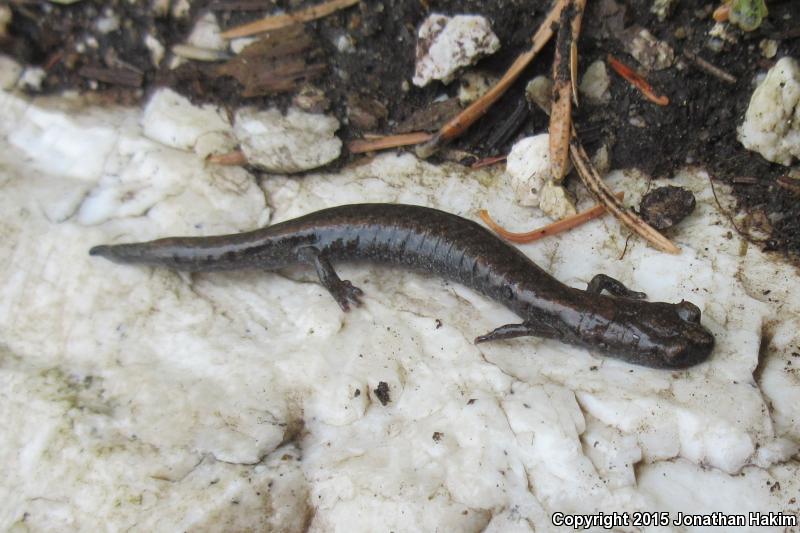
[89,245,111,257]
[88,242,153,264]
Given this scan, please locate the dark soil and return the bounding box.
[373,381,391,406]
[2,0,799,256]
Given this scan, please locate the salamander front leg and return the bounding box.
[474,323,533,344]
[586,274,646,299]
[474,320,561,345]
[298,247,364,311]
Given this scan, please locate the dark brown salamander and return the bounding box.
[90,203,714,368]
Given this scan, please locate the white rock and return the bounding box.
[171,44,231,62]
[167,55,184,71]
[538,181,577,219]
[505,134,575,218]
[579,60,610,104]
[758,319,800,440]
[18,67,46,91]
[709,22,738,44]
[141,88,234,157]
[524,75,553,111]
[505,134,549,206]
[230,36,259,55]
[624,28,674,71]
[171,0,191,19]
[187,12,226,51]
[94,9,120,34]
[333,32,356,54]
[759,39,778,59]
[0,54,22,90]
[582,415,641,490]
[77,139,264,229]
[151,0,169,17]
[413,14,500,87]
[4,93,121,182]
[144,34,165,68]
[2,89,800,530]
[638,459,791,530]
[234,107,341,173]
[592,143,611,175]
[650,0,677,21]
[738,57,800,165]
[457,70,497,105]
[505,134,571,207]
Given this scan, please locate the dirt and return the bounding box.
[2,0,799,256]
[373,381,391,406]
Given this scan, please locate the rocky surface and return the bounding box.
[233,106,342,173]
[0,89,798,531]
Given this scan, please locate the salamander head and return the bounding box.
[606,300,715,369]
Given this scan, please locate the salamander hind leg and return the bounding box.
[298,246,364,311]
[474,320,561,344]
[586,274,646,299]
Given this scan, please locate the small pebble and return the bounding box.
[629,115,647,128]
[638,186,696,229]
[759,39,778,59]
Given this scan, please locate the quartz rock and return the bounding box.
[413,14,500,87]
[579,60,611,104]
[623,27,674,71]
[234,107,342,173]
[458,70,497,105]
[506,134,576,219]
[142,88,234,157]
[0,54,22,90]
[2,88,800,531]
[187,12,226,51]
[738,57,800,166]
[505,134,551,207]
[18,67,46,91]
[539,181,577,219]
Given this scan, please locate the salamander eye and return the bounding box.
[676,300,701,323]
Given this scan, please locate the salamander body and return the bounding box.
[90,203,714,368]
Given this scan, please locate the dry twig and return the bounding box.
[480,192,624,244]
[529,81,677,253]
[683,49,737,84]
[549,0,586,181]
[221,0,359,39]
[208,150,248,165]
[471,155,507,169]
[569,135,680,253]
[607,54,669,106]
[570,42,579,105]
[416,0,570,158]
[348,132,433,154]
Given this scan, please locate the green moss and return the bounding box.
[729,0,768,32]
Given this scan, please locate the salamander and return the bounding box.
[89,203,714,368]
